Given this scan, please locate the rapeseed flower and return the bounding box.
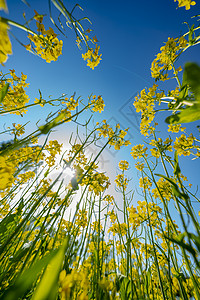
[151,36,188,81]
[118,160,129,171]
[0,156,15,190]
[130,144,148,159]
[174,0,196,10]
[0,20,12,65]
[0,70,29,114]
[27,15,63,63]
[91,95,105,113]
[82,45,102,69]
[173,134,195,156]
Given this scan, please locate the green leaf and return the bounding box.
[0,83,9,103]
[0,214,15,235]
[177,84,188,102]
[165,234,196,256]
[2,250,59,300]
[173,151,181,176]
[188,24,195,45]
[165,103,200,124]
[187,233,200,253]
[183,62,200,101]
[165,63,200,124]
[32,238,68,300]
[155,173,177,187]
[39,111,66,134]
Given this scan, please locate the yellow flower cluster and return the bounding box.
[64,144,86,168]
[151,36,188,81]
[107,210,117,223]
[17,171,35,184]
[83,171,110,196]
[115,173,128,190]
[91,95,105,113]
[0,20,12,65]
[88,240,111,262]
[127,201,162,232]
[6,144,45,192]
[118,160,129,171]
[28,32,63,63]
[27,13,63,63]
[82,45,102,70]
[91,220,103,232]
[149,137,173,158]
[65,144,110,195]
[174,0,196,10]
[152,177,172,201]
[135,161,144,171]
[173,134,195,156]
[97,120,130,150]
[7,123,25,138]
[127,205,141,230]
[139,176,152,191]
[108,222,128,236]
[75,209,88,229]
[45,140,63,167]
[130,144,148,159]
[0,0,8,11]
[64,96,79,111]
[0,156,15,190]
[168,124,186,133]
[0,69,29,114]
[103,194,114,205]
[133,84,163,135]
[59,269,89,300]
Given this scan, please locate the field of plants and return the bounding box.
[0,0,200,299]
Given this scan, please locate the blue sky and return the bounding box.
[1,0,200,208]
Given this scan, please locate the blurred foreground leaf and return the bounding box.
[0,83,9,103]
[166,63,200,124]
[2,248,60,300]
[32,238,68,300]
[166,103,200,124]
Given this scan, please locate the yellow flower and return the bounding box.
[139,176,152,191]
[83,171,110,195]
[0,156,15,190]
[75,209,88,229]
[133,84,159,136]
[28,26,63,63]
[168,124,181,133]
[115,173,128,190]
[97,121,129,150]
[118,160,129,171]
[152,177,172,201]
[107,210,117,223]
[151,36,188,81]
[91,95,105,113]
[65,96,79,111]
[135,162,144,171]
[11,123,25,137]
[82,45,102,69]
[103,194,114,204]
[0,19,12,65]
[130,144,148,159]
[150,148,160,158]
[174,0,196,10]
[108,222,128,236]
[173,134,195,156]
[0,70,29,114]
[0,0,8,11]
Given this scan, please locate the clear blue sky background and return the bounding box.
[1,0,200,210]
